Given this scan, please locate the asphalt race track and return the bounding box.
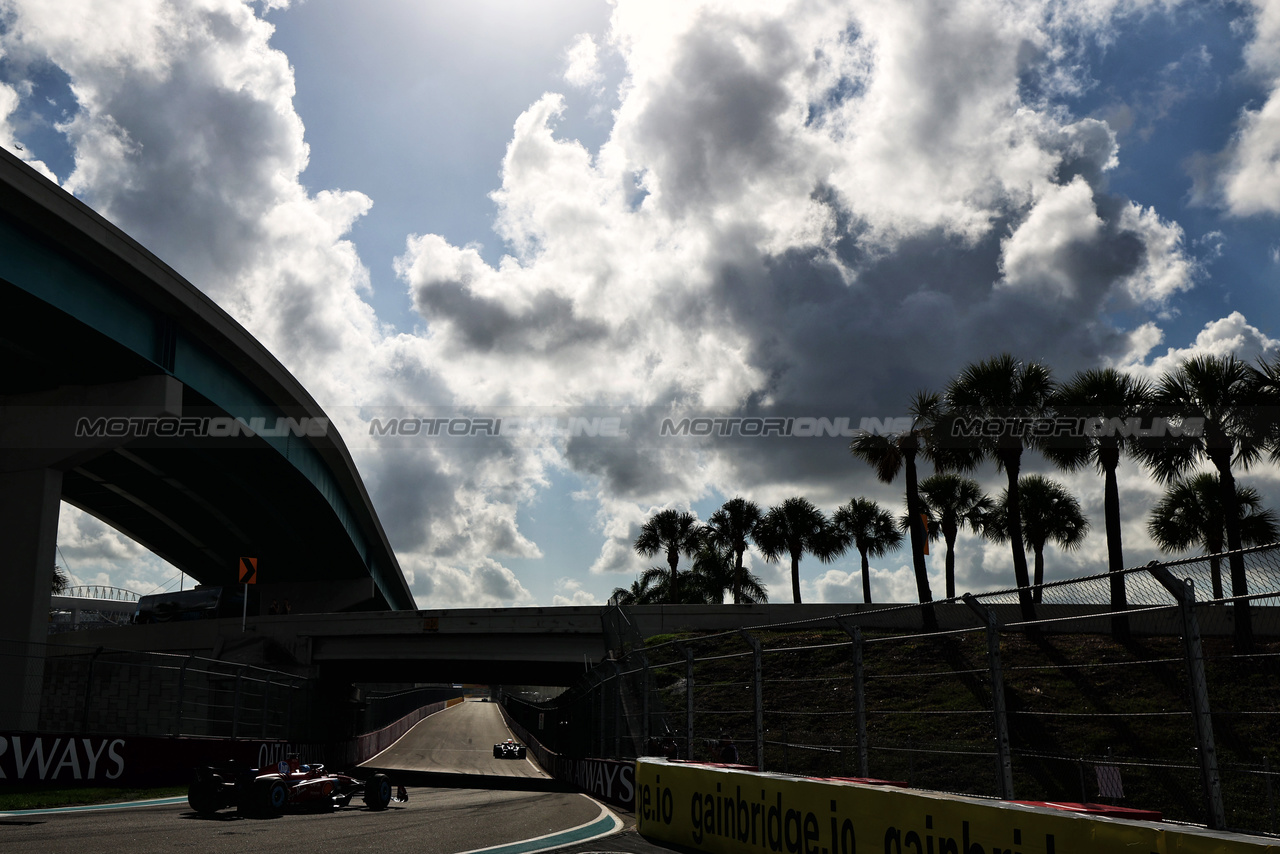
[363,699,548,778]
[0,701,632,854]
[0,788,606,854]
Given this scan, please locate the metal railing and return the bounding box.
[507,545,1280,837]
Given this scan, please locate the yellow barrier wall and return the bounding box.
[635,759,1280,854]
[446,697,465,708]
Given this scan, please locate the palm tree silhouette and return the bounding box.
[982,475,1089,603]
[1045,367,1151,635]
[1131,355,1268,647]
[704,497,764,604]
[945,353,1055,620]
[754,497,839,604]
[916,473,992,599]
[689,538,769,604]
[633,509,703,604]
[850,391,945,621]
[1147,473,1278,600]
[830,497,903,604]
[610,571,665,605]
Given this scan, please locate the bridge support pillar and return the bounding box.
[0,467,62,730]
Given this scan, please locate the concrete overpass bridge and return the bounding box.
[49,607,610,686]
[0,147,413,727]
[45,600,1211,689]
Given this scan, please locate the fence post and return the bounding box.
[261,674,272,740]
[1148,563,1226,830]
[1266,755,1276,834]
[81,646,104,734]
[174,655,194,737]
[963,594,1014,800]
[739,630,764,772]
[231,666,244,740]
[640,652,651,750]
[678,643,695,761]
[597,672,607,758]
[285,677,295,740]
[837,619,869,778]
[610,660,623,757]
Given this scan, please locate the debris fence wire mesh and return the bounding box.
[0,638,311,740]
[508,545,1280,837]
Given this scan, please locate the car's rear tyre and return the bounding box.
[254,778,289,816]
[187,772,223,815]
[363,773,392,811]
[493,745,501,758]
[517,747,526,759]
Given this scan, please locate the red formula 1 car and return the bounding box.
[188,755,400,817]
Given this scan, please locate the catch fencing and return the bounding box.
[506,545,1280,837]
[0,638,313,740]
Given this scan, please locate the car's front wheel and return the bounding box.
[254,778,289,816]
[363,773,392,811]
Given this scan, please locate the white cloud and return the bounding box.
[563,33,603,89]
[1116,310,1280,380]
[1000,176,1104,301]
[552,577,600,606]
[1208,0,1280,215]
[0,81,59,180]
[396,0,1198,577]
[4,0,1237,607]
[54,503,182,594]
[2,0,548,607]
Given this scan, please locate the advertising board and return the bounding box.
[635,759,1280,854]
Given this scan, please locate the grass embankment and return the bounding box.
[641,628,1280,833]
[0,785,187,812]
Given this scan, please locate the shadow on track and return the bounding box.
[360,768,574,794]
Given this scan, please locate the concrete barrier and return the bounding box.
[499,703,635,809]
[0,700,450,788]
[635,758,1280,854]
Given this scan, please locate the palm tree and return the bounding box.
[982,475,1089,603]
[704,497,764,604]
[1147,474,1279,600]
[754,497,840,604]
[916,474,992,599]
[1131,354,1268,647]
[633,509,703,604]
[688,538,769,604]
[830,498,903,604]
[944,353,1055,620]
[610,571,665,606]
[613,566,702,604]
[52,564,69,595]
[1045,367,1152,636]
[849,391,945,620]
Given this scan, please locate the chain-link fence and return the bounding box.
[0,638,313,740]
[508,545,1280,837]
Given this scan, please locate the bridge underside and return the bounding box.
[2,281,389,598]
[46,608,610,689]
[0,146,411,728]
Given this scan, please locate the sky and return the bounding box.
[4,0,1280,609]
